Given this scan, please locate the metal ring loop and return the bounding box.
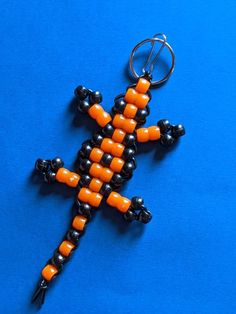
[129,34,175,87]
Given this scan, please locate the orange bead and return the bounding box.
[123,104,138,118]
[111,143,124,157]
[148,126,160,141]
[112,114,136,133]
[66,172,80,187]
[42,264,58,282]
[78,188,91,203]
[59,240,75,257]
[107,192,120,207]
[72,215,87,231]
[112,114,125,129]
[89,178,103,192]
[89,163,102,178]
[88,105,112,127]
[112,129,126,143]
[89,192,103,207]
[56,168,69,183]
[100,168,113,182]
[88,104,103,119]
[110,157,124,172]
[124,119,137,133]
[135,78,151,93]
[134,94,149,109]
[117,197,131,213]
[124,88,137,103]
[97,111,112,127]
[90,148,103,163]
[136,128,149,142]
[101,138,114,152]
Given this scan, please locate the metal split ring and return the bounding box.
[129,33,175,87]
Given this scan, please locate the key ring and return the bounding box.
[129,33,175,87]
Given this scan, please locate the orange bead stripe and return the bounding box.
[56,168,80,187]
[78,187,103,207]
[100,138,125,157]
[89,163,113,182]
[136,126,161,143]
[88,147,124,174]
[106,191,131,213]
[112,114,137,133]
[124,88,149,109]
[88,104,112,127]
[42,264,58,282]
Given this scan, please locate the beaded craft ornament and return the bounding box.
[32,34,185,306]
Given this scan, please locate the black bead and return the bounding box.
[123,209,137,222]
[100,183,112,197]
[79,174,91,187]
[121,161,135,178]
[77,203,92,219]
[111,173,124,188]
[35,159,50,173]
[137,119,146,128]
[79,159,92,172]
[74,85,89,100]
[160,134,175,147]
[138,209,152,224]
[44,171,56,183]
[89,91,102,104]
[113,99,126,113]
[123,134,136,147]
[135,108,149,122]
[171,124,185,138]
[125,159,136,171]
[51,157,64,171]
[131,196,144,210]
[51,252,66,270]
[101,124,114,137]
[66,228,82,245]
[91,132,103,146]
[78,100,90,113]
[157,119,171,134]
[122,147,135,160]
[80,141,93,158]
[101,153,112,166]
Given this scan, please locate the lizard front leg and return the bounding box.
[74,85,112,128]
[35,157,80,187]
[136,119,185,147]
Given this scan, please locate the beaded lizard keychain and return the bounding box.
[32,33,185,306]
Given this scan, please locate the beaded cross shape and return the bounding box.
[32,35,185,306]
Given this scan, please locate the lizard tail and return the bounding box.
[32,201,91,306]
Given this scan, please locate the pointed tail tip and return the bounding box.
[31,278,48,307]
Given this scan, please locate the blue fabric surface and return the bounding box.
[0,0,236,313]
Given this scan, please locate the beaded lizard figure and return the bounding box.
[32,34,185,305]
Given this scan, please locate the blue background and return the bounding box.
[0,0,236,313]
